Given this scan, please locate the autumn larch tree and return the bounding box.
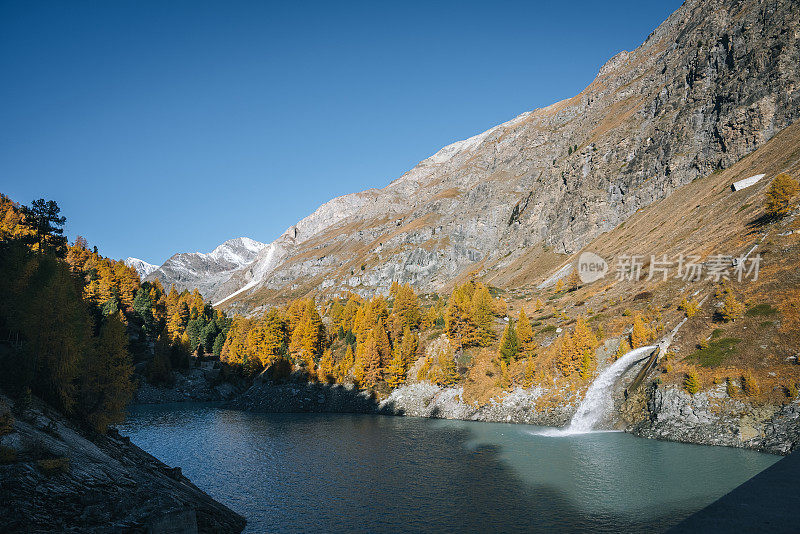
[516,308,536,355]
[765,173,800,218]
[385,348,407,389]
[629,314,652,348]
[360,330,382,389]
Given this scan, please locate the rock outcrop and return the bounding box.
[0,393,246,533]
[629,383,800,455]
[210,0,800,311]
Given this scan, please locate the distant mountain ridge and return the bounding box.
[144,237,266,295]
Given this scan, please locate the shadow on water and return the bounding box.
[226,379,405,416]
[119,405,744,533]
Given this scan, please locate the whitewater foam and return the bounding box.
[536,345,657,436]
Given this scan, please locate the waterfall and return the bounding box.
[563,345,657,433]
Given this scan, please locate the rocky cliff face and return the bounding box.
[146,237,266,297]
[210,0,799,311]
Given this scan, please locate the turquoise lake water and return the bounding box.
[119,404,779,533]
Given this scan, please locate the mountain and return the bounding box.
[145,237,267,296]
[208,0,799,312]
[124,257,158,279]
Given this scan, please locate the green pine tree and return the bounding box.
[498,318,519,363]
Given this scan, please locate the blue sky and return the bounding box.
[0,0,681,265]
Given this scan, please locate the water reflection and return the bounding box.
[120,405,778,533]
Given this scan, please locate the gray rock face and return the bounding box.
[214,0,800,309]
[629,384,800,455]
[379,383,577,427]
[145,237,266,297]
[0,394,245,533]
[229,380,577,428]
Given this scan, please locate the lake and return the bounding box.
[119,403,779,533]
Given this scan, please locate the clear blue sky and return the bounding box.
[0,0,681,265]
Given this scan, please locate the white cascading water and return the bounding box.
[563,345,657,434]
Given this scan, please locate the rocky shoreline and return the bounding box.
[132,366,246,405]
[226,378,800,456]
[136,356,800,456]
[0,393,245,533]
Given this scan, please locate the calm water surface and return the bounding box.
[120,404,779,533]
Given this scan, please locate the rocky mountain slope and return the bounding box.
[229,110,800,454]
[124,257,158,279]
[205,0,798,313]
[145,237,266,296]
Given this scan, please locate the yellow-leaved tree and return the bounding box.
[385,348,407,389]
[516,308,537,355]
[765,173,800,218]
[630,314,653,348]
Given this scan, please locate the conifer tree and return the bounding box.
[317,348,335,383]
[338,295,361,332]
[470,283,494,346]
[498,318,519,363]
[300,300,324,357]
[18,254,89,412]
[80,313,134,433]
[212,332,226,358]
[221,318,249,365]
[720,293,745,322]
[385,348,407,389]
[516,308,536,355]
[445,281,477,347]
[337,344,355,383]
[437,344,459,386]
[392,283,420,331]
[683,372,700,394]
[421,305,439,330]
[522,357,536,388]
[765,173,800,218]
[289,320,304,354]
[360,331,382,388]
[352,340,367,385]
[557,317,597,377]
[615,339,631,361]
[178,301,190,330]
[557,331,577,377]
[19,198,67,256]
[375,317,392,365]
[399,326,419,367]
[630,314,652,348]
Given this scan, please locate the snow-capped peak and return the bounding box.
[124,257,158,279]
[203,237,268,268]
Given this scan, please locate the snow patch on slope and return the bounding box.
[214,243,279,306]
[125,257,158,279]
